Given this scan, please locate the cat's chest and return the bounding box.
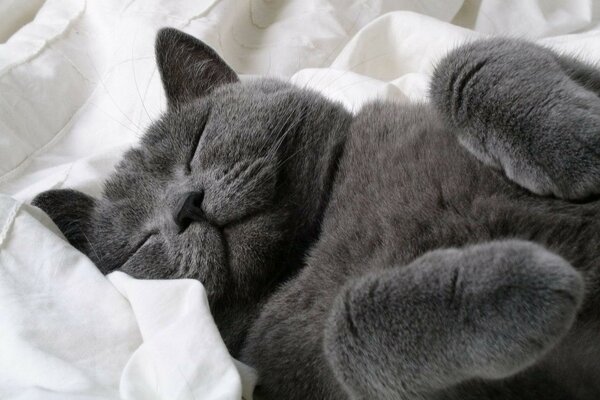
[315,111,506,272]
[314,104,599,277]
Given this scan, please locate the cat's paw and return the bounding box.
[443,240,584,377]
[533,99,600,200]
[431,38,600,200]
[469,92,600,201]
[324,240,583,399]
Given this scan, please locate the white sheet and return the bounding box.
[1,1,600,399]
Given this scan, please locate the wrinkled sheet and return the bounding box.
[1,0,600,399]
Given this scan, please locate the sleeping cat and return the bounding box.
[33,28,600,399]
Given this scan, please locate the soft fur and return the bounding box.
[33,29,600,399]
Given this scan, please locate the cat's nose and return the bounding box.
[173,191,205,233]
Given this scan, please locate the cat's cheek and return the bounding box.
[223,212,289,293]
[118,241,174,279]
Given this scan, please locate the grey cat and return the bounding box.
[32,28,600,399]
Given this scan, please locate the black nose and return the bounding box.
[174,191,205,232]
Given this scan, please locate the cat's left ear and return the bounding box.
[32,189,97,255]
[155,27,239,110]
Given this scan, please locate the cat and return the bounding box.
[32,28,600,399]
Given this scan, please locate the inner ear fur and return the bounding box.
[155,27,239,110]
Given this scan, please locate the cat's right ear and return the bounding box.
[155,27,239,110]
[32,189,96,254]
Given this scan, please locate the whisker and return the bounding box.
[86,49,145,135]
[309,6,365,89]
[89,102,146,137]
[262,98,301,162]
[131,27,152,122]
[266,105,304,164]
[272,107,320,172]
[82,232,103,264]
[320,50,392,94]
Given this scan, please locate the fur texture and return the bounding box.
[33,29,600,399]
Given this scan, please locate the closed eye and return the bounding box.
[186,115,210,173]
[132,231,158,254]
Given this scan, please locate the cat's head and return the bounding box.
[33,28,351,318]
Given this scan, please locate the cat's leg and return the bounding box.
[324,240,583,400]
[430,38,600,200]
[554,53,600,96]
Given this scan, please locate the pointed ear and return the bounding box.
[32,189,96,254]
[155,27,238,110]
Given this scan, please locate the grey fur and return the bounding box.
[325,240,582,399]
[430,38,600,200]
[33,29,600,399]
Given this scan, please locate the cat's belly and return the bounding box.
[305,102,600,398]
[318,101,600,298]
[244,103,600,400]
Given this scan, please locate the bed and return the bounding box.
[1,0,599,399]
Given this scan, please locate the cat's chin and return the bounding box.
[180,221,229,266]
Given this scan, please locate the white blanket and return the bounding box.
[1,1,599,399]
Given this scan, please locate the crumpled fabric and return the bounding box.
[1,0,599,399]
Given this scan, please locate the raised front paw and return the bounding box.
[431,38,600,200]
[324,240,583,399]
[479,86,600,201]
[470,90,600,200]
[528,91,600,200]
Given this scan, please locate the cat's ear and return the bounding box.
[32,189,96,254]
[155,27,239,110]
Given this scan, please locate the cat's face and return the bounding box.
[33,28,351,310]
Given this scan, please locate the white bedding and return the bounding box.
[1,1,600,399]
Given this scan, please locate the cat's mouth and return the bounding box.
[178,221,231,297]
[179,208,288,300]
